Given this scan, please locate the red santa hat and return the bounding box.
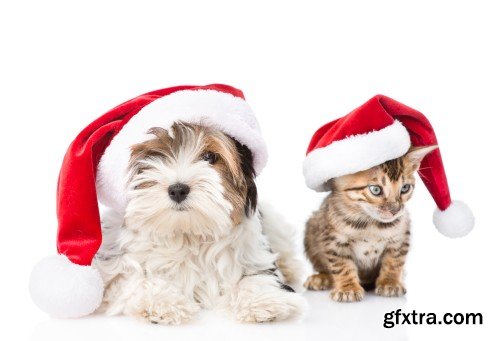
[303,94,474,239]
[29,84,268,318]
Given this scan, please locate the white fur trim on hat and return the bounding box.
[303,120,411,191]
[433,200,475,238]
[96,89,268,212]
[29,255,104,318]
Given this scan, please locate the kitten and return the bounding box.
[304,145,437,302]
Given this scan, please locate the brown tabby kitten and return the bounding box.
[304,145,437,302]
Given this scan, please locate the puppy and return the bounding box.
[94,122,305,324]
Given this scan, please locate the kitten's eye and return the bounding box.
[401,184,412,194]
[201,152,218,164]
[368,185,383,196]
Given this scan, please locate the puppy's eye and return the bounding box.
[401,184,412,194]
[368,185,383,196]
[201,152,218,164]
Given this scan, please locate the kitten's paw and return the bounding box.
[304,273,333,291]
[330,284,364,302]
[141,301,199,325]
[375,280,407,297]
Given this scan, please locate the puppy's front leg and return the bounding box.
[138,278,200,325]
[229,273,305,323]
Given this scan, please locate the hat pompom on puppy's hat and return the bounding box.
[303,95,474,238]
[29,84,268,318]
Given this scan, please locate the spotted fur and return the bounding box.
[304,145,437,302]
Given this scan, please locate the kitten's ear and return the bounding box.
[405,145,438,170]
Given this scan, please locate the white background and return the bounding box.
[1,1,498,340]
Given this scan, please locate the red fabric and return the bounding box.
[56,84,244,266]
[306,96,395,154]
[306,95,452,212]
[376,96,451,211]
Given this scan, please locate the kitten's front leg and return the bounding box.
[375,243,408,297]
[327,255,364,302]
[229,273,305,323]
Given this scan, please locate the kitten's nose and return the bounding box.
[382,202,401,215]
[388,203,401,215]
[168,183,190,203]
[389,207,400,215]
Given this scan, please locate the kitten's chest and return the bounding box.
[351,236,386,268]
[352,238,387,268]
[346,222,406,268]
[346,224,399,266]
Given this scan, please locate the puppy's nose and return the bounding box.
[168,183,190,203]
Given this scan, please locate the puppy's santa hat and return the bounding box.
[29,84,268,318]
[303,94,474,239]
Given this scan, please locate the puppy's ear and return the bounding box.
[234,140,257,216]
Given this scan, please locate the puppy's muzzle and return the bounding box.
[168,183,190,203]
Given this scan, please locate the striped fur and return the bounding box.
[304,146,436,302]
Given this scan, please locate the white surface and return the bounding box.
[0,0,498,340]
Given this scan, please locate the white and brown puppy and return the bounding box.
[94,122,305,324]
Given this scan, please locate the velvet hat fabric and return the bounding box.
[29,84,268,318]
[303,94,474,238]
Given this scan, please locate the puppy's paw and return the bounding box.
[141,301,199,325]
[375,280,406,297]
[304,273,333,291]
[329,283,364,302]
[236,291,305,323]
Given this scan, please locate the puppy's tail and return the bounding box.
[258,202,305,286]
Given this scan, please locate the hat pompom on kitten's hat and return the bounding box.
[29,84,268,319]
[303,95,474,238]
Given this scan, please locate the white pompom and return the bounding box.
[433,200,475,238]
[29,254,104,318]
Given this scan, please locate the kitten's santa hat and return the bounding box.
[303,94,474,239]
[29,84,268,319]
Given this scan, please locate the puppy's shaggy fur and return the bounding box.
[94,122,304,324]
